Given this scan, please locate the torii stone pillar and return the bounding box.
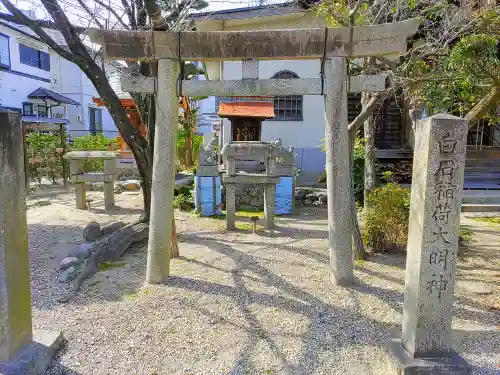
[384,114,470,374]
[146,59,179,284]
[324,58,353,286]
[0,108,62,374]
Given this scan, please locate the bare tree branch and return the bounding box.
[0,11,86,33]
[121,0,136,29]
[74,0,104,28]
[348,0,364,26]
[93,0,130,29]
[0,0,80,61]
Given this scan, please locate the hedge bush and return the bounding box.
[363,182,411,253]
[26,133,65,184]
[26,133,119,184]
[71,134,118,171]
[173,185,194,211]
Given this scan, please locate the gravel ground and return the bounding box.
[23,191,499,375]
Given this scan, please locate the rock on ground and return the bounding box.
[101,221,126,236]
[69,242,95,260]
[59,257,80,271]
[83,222,102,242]
[117,180,142,191]
[58,266,76,283]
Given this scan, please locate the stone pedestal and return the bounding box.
[264,184,276,229]
[65,152,117,211]
[0,108,62,374]
[75,183,87,209]
[383,114,470,374]
[383,340,470,375]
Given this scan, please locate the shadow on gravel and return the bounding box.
[173,235,497,375]
[175,235,398,374]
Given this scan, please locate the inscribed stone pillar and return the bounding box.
[384,114,470,375]
[226,184,236,230]
[146,59,179,284]
[403,114,467,356]
[0,109,33,362]
[324,58,353,286]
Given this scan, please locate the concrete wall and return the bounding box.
[220,59,325,174]
[51,54,116,138]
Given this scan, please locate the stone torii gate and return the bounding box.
[90,20,420,287]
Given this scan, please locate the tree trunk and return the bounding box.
[465,86,500,127]
[349,130,365,260]
[363,114,375,214]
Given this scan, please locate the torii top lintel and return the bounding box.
[89,19,421,61]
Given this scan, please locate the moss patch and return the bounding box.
[98,261,125,271]
[354,260,366,267]
[235,222,262,231]
[122,288,153,301]
[459,226,474,243]
[471,216,500,225]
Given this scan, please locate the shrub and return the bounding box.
[71,134,118,171]
[363,183,411,253]
[174,185,194,211]
[173,194,194,211]
[352,137,365,204]
[26,132,65,184]
[320,135,365,204]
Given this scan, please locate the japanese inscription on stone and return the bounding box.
[426,130,459,299]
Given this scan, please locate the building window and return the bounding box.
[19,44,50,71]
[89,107,103,135]
[37,105,48,117]
[22,102,33,116]
[0,33,10,68]
[271,70,303,121]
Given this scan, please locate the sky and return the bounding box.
[3,0,281,25]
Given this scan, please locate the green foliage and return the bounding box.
[174,185,194,211]
[316,1,500,123]
[26,132,65,184]
[352,137,365,204]
[407,8,500,120]
[472,216,500,225]
[177,109,203,168]
[320,136,365,204]
[363,183,411,253]
[459,227,474,244]
[71,134,118,171]
[98,261,125,271]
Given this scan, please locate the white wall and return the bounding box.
[50,52,117,138]
[195,9,328,174]
[0,24,50,109]
[221,59,324,149]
